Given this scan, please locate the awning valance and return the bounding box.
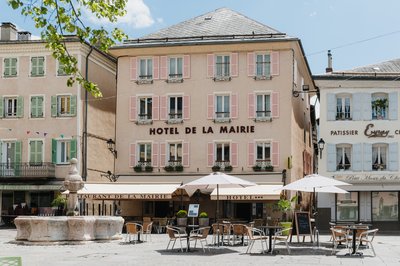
[0,184,63,191]
[63,183,181,200]
[210,185,283,201]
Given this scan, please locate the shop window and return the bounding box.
[372,192,398,221]
[336,192,358,222]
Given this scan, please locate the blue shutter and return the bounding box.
[52,139,57,164]
[327,143,336,172]
[388,142,398,171]
[70,138,77,160]
[363,143,372,171]
[352,143,362,171]
[51,96,57,117]
[326,93,336,121]
[70,95,77,116]
[0,96,3,118]
[17,96,24,118]
[14,141,22,176]
[389,92,398,120]
[362,93,372,121]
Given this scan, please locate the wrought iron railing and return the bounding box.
[0,162,55,178]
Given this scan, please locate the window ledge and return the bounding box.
[136,120,153,125]
[166,119,183,124]
[253,75,271,80]
[213,76,231,82]
[213,118,231,123]
[166,78,184,83]
[135,79,153,85]
[254,117,272,122]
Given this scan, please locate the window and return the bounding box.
[57,60,67,76]
[138,143,152,166]
[215,55,230,78]
[168,143,182,165]
[256,94,271,119]
[256,53,270,78]
[30,96,44,118]
[336,192,358,222]
[169,57,183,79]
[255,142,271,167]
[30,56,45,77]
[168,96,183,121]
[139,58,153,80]
[3,58,17,77]
[51,95,76,117]
[372,192,398,221]
[336,145,351,170]
[215,95,230,120]
[29,140,43,166]
[372,93,388,120]
[215,143,230,164]
[336,95,351,120]
[372,144,387,171]
[52,139,76,164]
[5,97,18,117]
[138,97,152,121]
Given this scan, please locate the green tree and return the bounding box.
[8,0,128,97]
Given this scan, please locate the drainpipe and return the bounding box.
[82,46,94,181]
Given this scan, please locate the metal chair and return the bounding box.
[330,227,351,255]
[231,224,247,246]
[355,228,379,257]
[189,226,211,253]
[166,226,187,252]
[142,221,153,242]
[271,227,292,254]
[245,226,268,254]
[125,222,143,243]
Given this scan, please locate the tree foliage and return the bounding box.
[8,0,128,97]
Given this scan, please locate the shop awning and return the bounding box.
[63,183,181,200]
[0,184,63,191]
[210,185,283,200]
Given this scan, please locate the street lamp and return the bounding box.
[107,139,117,158]
[318,138,325,159]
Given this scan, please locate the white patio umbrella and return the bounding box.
[180,172,256,246]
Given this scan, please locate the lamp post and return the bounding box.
[318,138,325,159]
[107,139,117,158]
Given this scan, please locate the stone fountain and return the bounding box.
[14,159,124,242]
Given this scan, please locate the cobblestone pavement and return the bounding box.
[1,228,400,266]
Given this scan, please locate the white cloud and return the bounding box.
[309,11,317,17]
[84,0,154,29]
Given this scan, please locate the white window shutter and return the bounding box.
[327,144,336,172]
[352,93,362,121]
[362,93,372,121]
[389,92,398,120]
[388,142,398,171]
[352,143,362,171]
[326,93,336,121]
[363,143,372,171]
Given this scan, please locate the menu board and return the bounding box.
[188,204,200,217]
[290,211,313,242]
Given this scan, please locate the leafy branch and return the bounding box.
[8,0,128,98]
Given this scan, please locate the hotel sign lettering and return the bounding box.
[149,125,255,135]
[330,123,400,138]
[77,194,171,200]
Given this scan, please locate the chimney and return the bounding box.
[18,31,31,41]
[1,22,18,41]
[325,50,333,73]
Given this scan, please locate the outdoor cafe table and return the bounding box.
[258,225,282,253]
[346,224,371,256]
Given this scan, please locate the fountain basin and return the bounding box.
[14,216,124,242]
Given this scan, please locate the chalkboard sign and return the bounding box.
[290,211,313,243]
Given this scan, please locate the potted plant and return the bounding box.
[265,165,274,172]
[145,165,153,172]
[252,165,262,171]
[276,194,298,235]
[224,165,233,172]
[176,210,188,226]
[198,212,209,226]
[212,165,221,172]
[175,165,184,172]
[51,194,66,216]
[164,165,174,172]
[133,165,142,172]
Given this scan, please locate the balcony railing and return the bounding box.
[0,162,55,178]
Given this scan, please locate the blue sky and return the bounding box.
[1,0,400,74]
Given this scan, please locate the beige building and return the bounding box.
[108,8,316,222]
[0,22,116,221]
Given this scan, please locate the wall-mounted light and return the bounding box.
[101,170,119,182]
[292,85,319,97]
[107,139,117,158]
[318,138,325,159]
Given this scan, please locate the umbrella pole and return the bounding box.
[217,184,220,247]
